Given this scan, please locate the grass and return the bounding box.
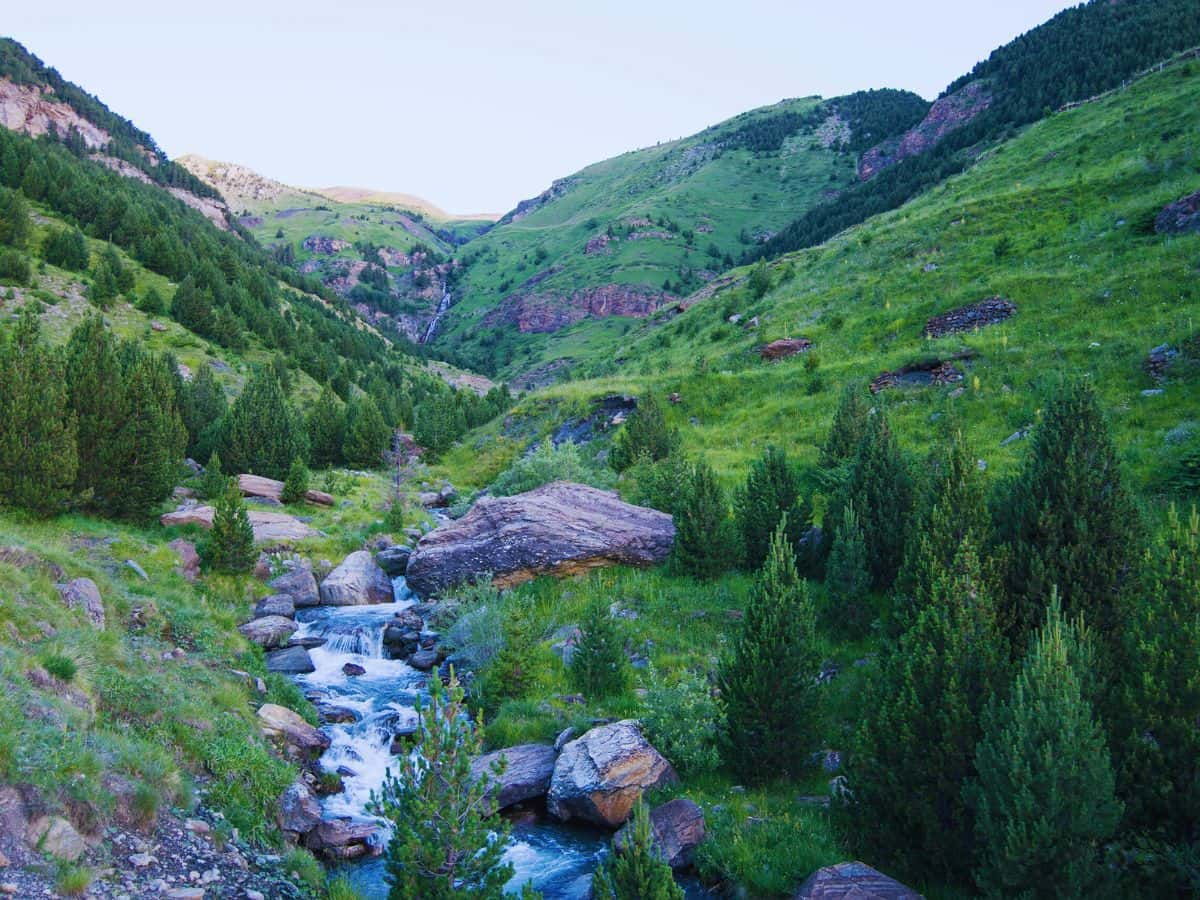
[53,862,93,896]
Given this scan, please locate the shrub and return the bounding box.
[593,800,683,899]
[41,652,78,683]
[280,458,309,504]
[623,453,692,516]
[569,601,631,699]
[641,671,720,775]
[204,483,255,574]
[610,395,680,472]
[53,863,92,896]
[492,440,614,496]
[0,248,31,285]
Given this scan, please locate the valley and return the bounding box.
[0,2,1199,899]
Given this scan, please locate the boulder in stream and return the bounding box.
[265,645,316,674]
[277,781,322,839]
[238,615,298,649]
[257,703,330,760]
[270,568,320,608]
[405,482,674,596]
[319,551,394,606]
[547,719,677,828]
[470,744,558,811]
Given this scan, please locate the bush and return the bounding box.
[53,863,92,896]
[41,652,78,682]
[641,671,720,775]
[569,601,631,699]
[492,440,614,496]
[280,458,309,504]
[610,395,680,472]
[0,248,31,285]
[593,800,683,899]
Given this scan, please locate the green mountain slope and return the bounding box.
[178,155,492,345]
[432,90,929,383]
[456,52,1200,495]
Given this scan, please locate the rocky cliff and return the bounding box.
[482,283,674,334]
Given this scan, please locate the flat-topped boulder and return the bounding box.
[547,719,677,828]
[319,551,394,606]
[614,797,706,870]
[238,473,335,506]
[161,504,317,543]
[405,482,674,596]
[257,703,329,760]
[266,645,316,674]
[470,744,558,811]
[270,568,320,608]
[795,861,923,899]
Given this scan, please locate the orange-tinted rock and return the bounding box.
[759,338,812,360]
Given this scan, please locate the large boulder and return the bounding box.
[547,720,677,828]
[613,798,706,870]
[258,704,330,760]
[304,820,383,860]
[375,545,412,577]
[470,744,557,811]
[795,861,923,899]
[270,568,320,608]
[26,815,86,861]
[168,538,201,581]
[255,594,296,619]
[56,578,104,629]
[266,645,316,674]
[237,473,335,507]
[277,781,322,839]
[406,482,674,596]
[319,551,394,606]
[238,615,298,649]
[160,505,317,542]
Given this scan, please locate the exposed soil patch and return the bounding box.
[759,338,813,360]
[924,297,1016,338]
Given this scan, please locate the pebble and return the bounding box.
[246,892,266,900]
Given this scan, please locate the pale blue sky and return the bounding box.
[8,1,1076,215]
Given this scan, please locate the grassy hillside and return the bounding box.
[458,54,1199,498]
[432,91,929,381]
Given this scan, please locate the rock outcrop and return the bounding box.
[483,284,674,334]
[301,235,352,254]
[160,504,317,542]
[871,354,972,393]
[405,482,674,596]
[547,720,678,828]
[1155,189,1200,235]
[319,551,394,606]
[26,815,87,861]
[168,539,201,581]
[303,820,382,861]
[0,78,109,148]
[56,578,104,629]
[470,744,558,811]
[613,798,706,870]
[277,782,322,839]
[759,338,813,360]
[795,861,922,899]
[257,704,329,760]
[859,80,991,180]
[924,297,1016,338]
[237,474,334,507]
[375,545,412,577]
[238,616,298,649]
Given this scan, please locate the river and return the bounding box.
[290,581,610,898]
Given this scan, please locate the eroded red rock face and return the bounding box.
[859,80,992,180]
[484,284,675,333]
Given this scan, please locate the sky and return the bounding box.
[7,1,1078,216]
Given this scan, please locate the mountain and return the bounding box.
[311,185,495,222]
[429,89,929,382]
[179,155,494,344]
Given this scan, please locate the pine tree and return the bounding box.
[205,481,255,574]
[43,227,89,270]
[594,801,684,900]
[845,539,1007,882]
[841,412,911,590]
[735,445,807,569]
[894,431,992,634]
[281,458,309,505]
[610,394,680,472]
[673,458,736,579]
[569,601,631,699]
[343,394,391,469]
[368,670,524,899]
[220,369,307,479]
[819,382,870,470]
[996,381,1137,650]
[413,391,466,460]
[824,502,870,631]
[169,275,214,337]
[199,452,226,500]
[1113,505,1200,842]
[0,308,77,515]
[0,187,30,249]
[65,315,122,504]
[179,364,227,461]
[967,597,1121,897]
[306,384,346,469]
[718,518,819,781]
